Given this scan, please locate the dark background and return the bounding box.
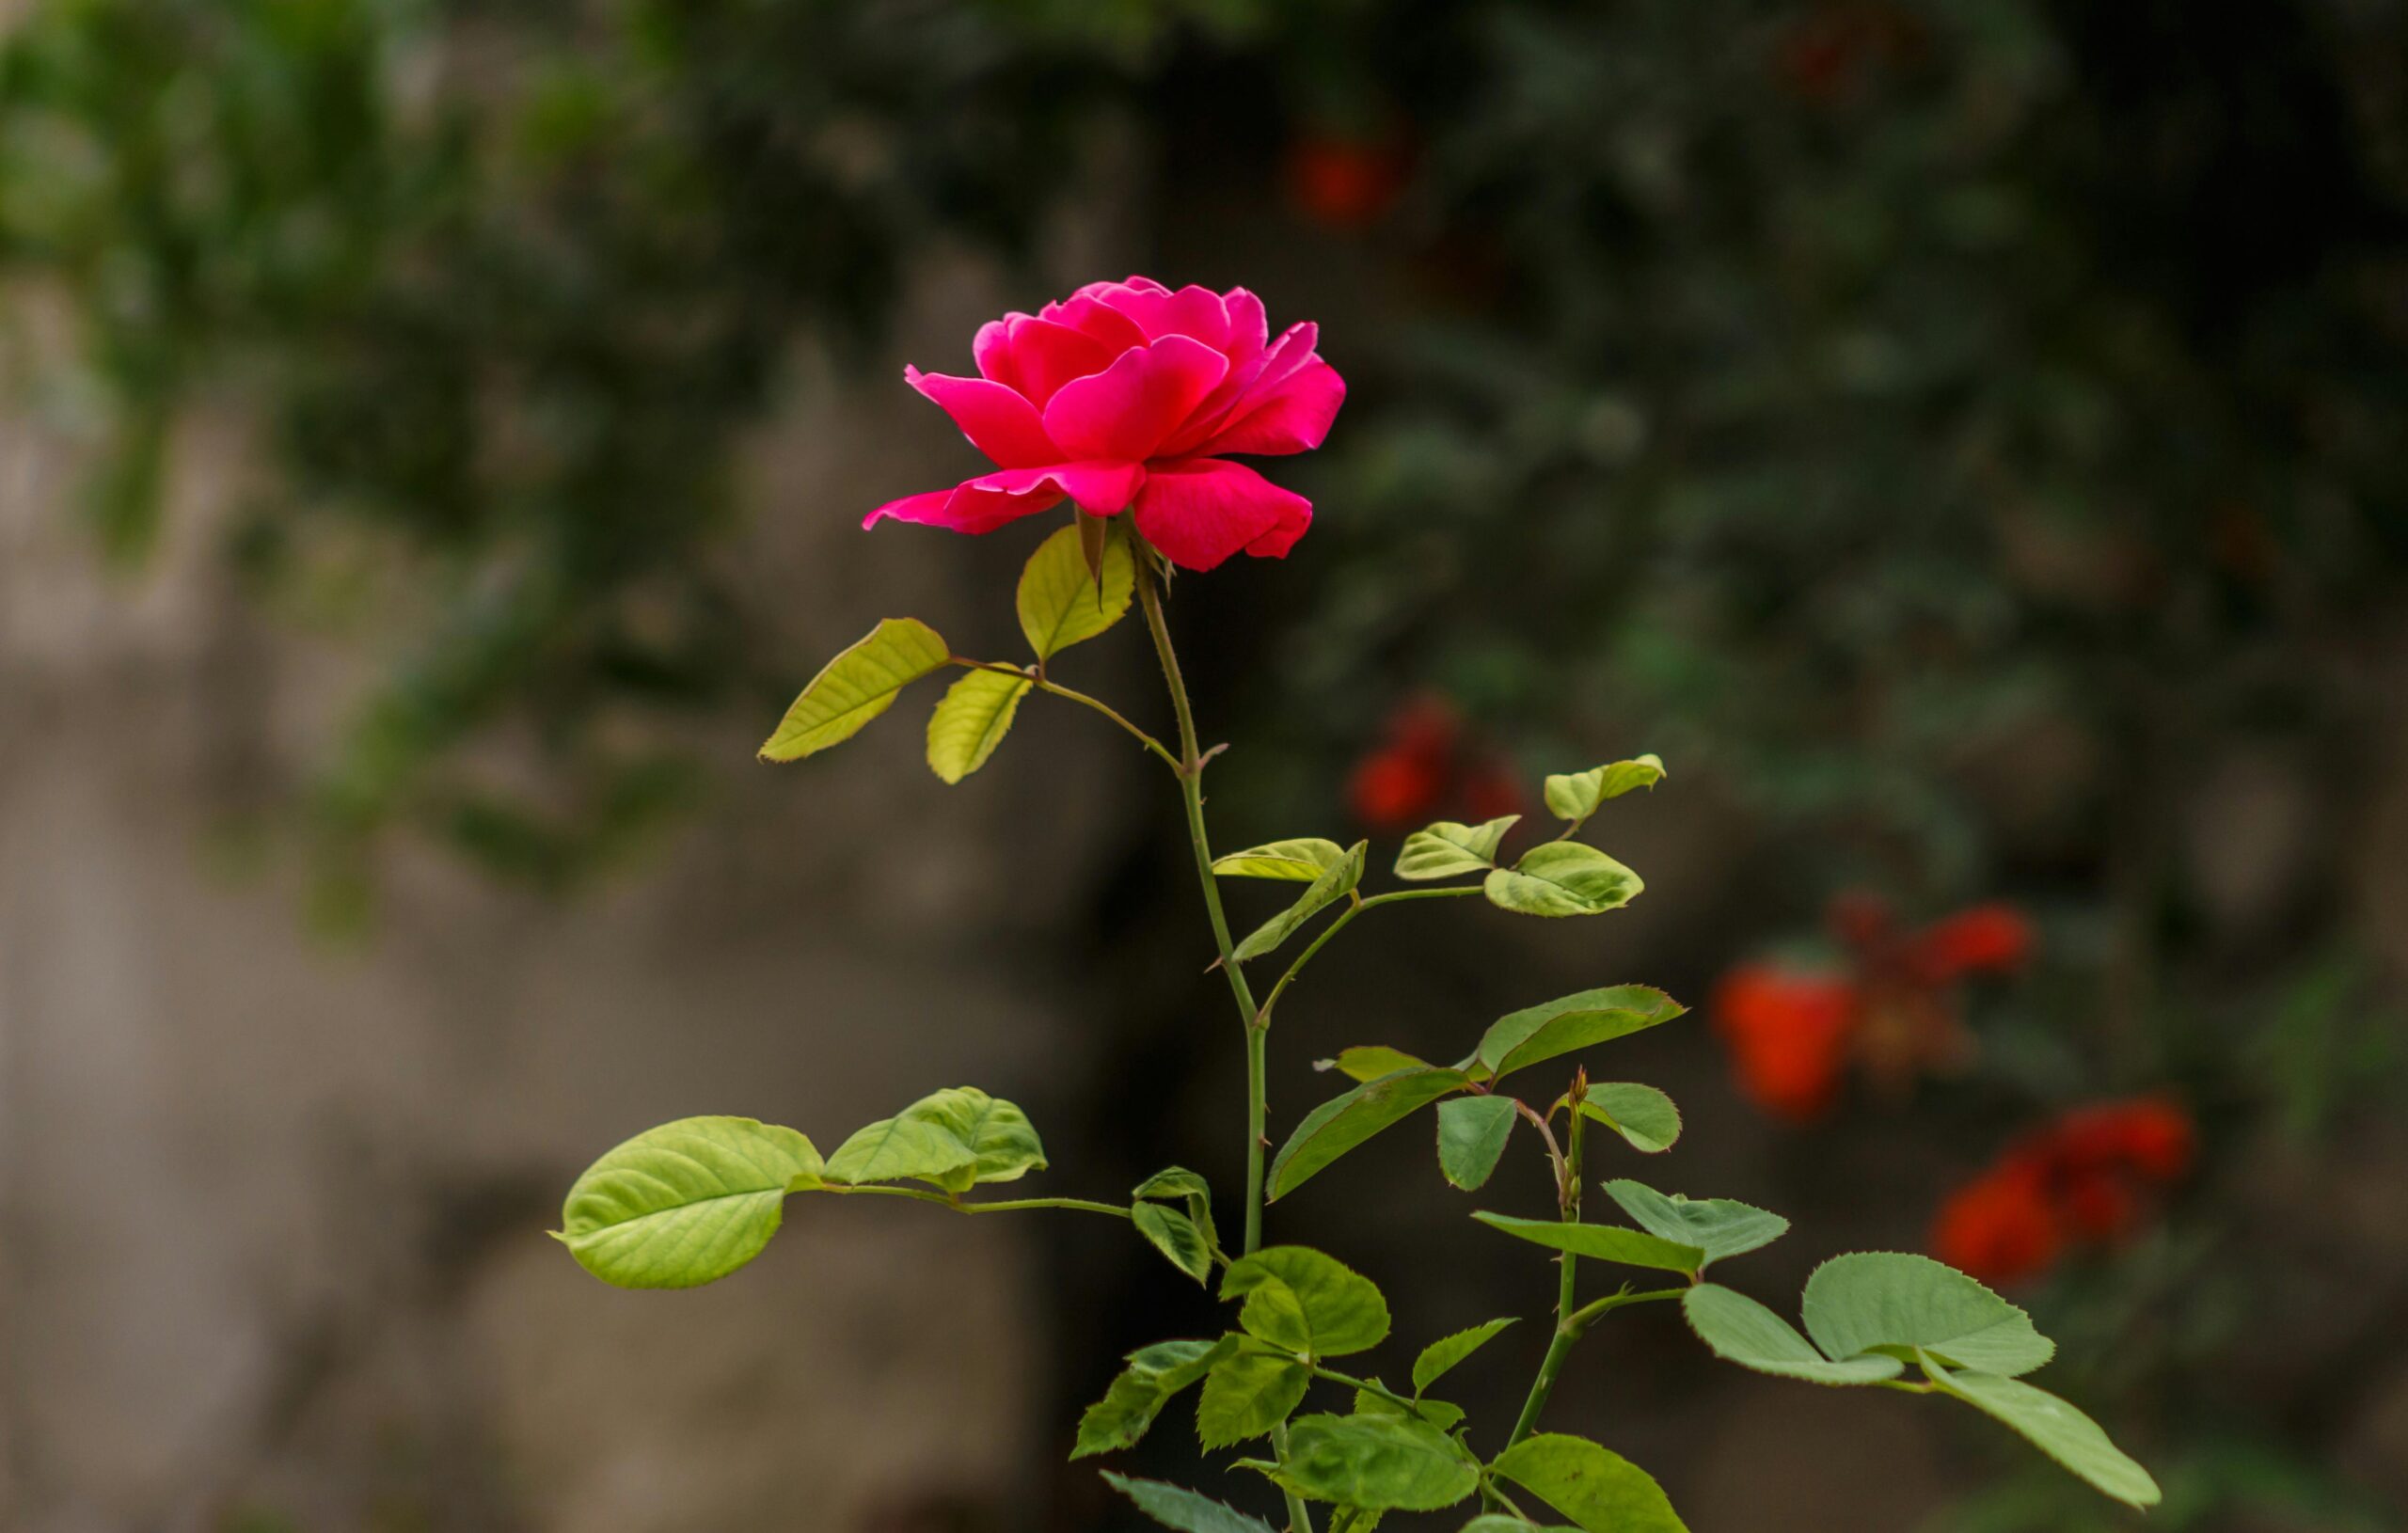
[2,1,2405,1530]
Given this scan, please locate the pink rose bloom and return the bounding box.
[863,277,1345,571]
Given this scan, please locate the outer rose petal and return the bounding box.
[974,315,1117,405]
[1130,456,1311,571]
[1221,287,1269,363]
[862,473,1065,536]
[1193,356,1346,456]
[905,367,1057,468]
[1041,336,1228,462]
[1162,320,1321,455]
[968,460,1145,515]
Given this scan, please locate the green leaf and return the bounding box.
[1233,841,1367,961]
[1434,1095,1518,1191]
[1393,815,1521,880]
[1221,1245,1391,1359]
[1920,1355,2162,1509]
[1470,1212,1705,1276]
[1543,756,1667,823]
[1134,1201,1214,1284]
[1282,1413,1480,1511]
[1411,1317,1518,1395]
[1318,1046,1431,1083]
[1483,843,1644,918]
[1018,518,1134,659]
[1353,1387,1466,1430]
[1578,1083,1681,1153]
[1196,1351,1311,1447]
[1488,1434,1688,1533]
[1101,1471,1278,1533]
[1135,1166,1218,1256]
[926,669,1033,784]
[1602,1181,1788,1269]
[1214,838,1351,882]
[760,617,950,761]
[1680,1285,1904,1385]
[1473,986,1687,1083]
[1269,1067,1472,1200]
[823,1086,1045,1193]
[1461,1518,1577,1533]
[556,1116,822,1289]
[1330,1507,1386,1533]
[1074,1337,1234,1459]
[1802,1253,2054,1377]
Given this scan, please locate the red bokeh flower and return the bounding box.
[1345,698,1525,832]
[1931,1096,2197,1286]
[1713,892,2038,1121]
[863,277,1344,571]
[1285,133,1410,230]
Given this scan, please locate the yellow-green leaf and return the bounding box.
[556,1116,821,1289]
[1214,838,1351,881]
[760,617,950,761]
[1018,518,1135,659]
[1394,815,1520,880]
[1483,843,1643,917]
[927,668,1033,783]
[1543,755,1667,824]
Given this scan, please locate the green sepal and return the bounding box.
[1018,517,1134,659]
[1543,755,1666,823]
[1270,1067,1472,1200]
[1393,815,1520,880]
[1221,1245,1391,1359]
[926,668,1032,783]
[1602,1180,1788,1269]
[1410,1317,1518,1396]
[1483,843,1643,917]
[1281,1412,1481,1511]
[760,617,949,761]
[1434,1095,1518,1191]
[1233,841,1367,961]
[1100,1471,1278,1533]
[1470,1211,1705,1276]
[1487,1434,1688,1533]
[556,1115,821,1289]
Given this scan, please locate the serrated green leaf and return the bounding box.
[1919,1354,2161,1508]
[1214,838,1351,881]
[1319,1046,1431,1083]
[1135,1166,1212,1202]
[1233,841,1367,961]
[1543,756,1667,823]
[1802,1253,2053,1377]
[823,1086,1044,1193]
[1577,1083,1682,1154]
[1101,1471,1278,1533]
[1680,1285,1904,1385]
[1411,1317,1518,1395]
[1197,1351,1311,1447]
[1074,1336,1235,1459]
[1473,986,1687,1083]
[1329,1507,1386,1533]
[1283,1413,1480,1511]
[1470,1212,1705,1276]
[1018,518,1134,659]
[760,617,950,761]
[1488,1434,1687,1533]
[1461,1518,1577,1533]
[1353,1387,1466,1430]
[1134,1201,1214,1284]
[1269,1067,1472,1200]
[1221,1246,1391,1359]
[1394,815,1521,880]
[1483,843,1644,917]
[1602,1180,1788,1268]
[926,668,1032,783]
[557,1116,821,1288]
[821,1113,974,1187]
[1434,1096,1518,1191]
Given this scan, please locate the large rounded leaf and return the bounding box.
[1017,518,1134,659]
[1603,1179,1788,1269]
[1196,1351,1311,1447]
[557,1116,821,1289]
[1578,1083,1681,1153]
[1282,1412,1480,1511]
[1482,843,1643,917]
[1680,1284,1903,1385]
[926,669,1033,783]
[1221,1245,1391,1359]
[1802,1252,2053,1376]
[1488,1434,1687,1533]
[1920,1354,2162,1509]
[823,1086,1046,1193]
[760,618,949,761]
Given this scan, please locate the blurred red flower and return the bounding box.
[1285,133,1410,231]
[1932,1096,2196,1286]
[1713,892,2038,1121]
[1346,697,1525,831]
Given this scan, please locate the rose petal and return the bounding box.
[969,460,1145,516]
[1161,320,1321,455]
[862,476,1059,536]
[1041,336,1228,463]
[1192,357,1345,457]
[1038,293,1149,355]
[1084,280,1233,353]
[906,367,1058,468]
[974,315,1118,406]
[1222,287,1269,363]
[1130,456,1311,571]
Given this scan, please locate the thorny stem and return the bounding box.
[1133,553,1314,1533]
[1502,1101,1586,1454]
